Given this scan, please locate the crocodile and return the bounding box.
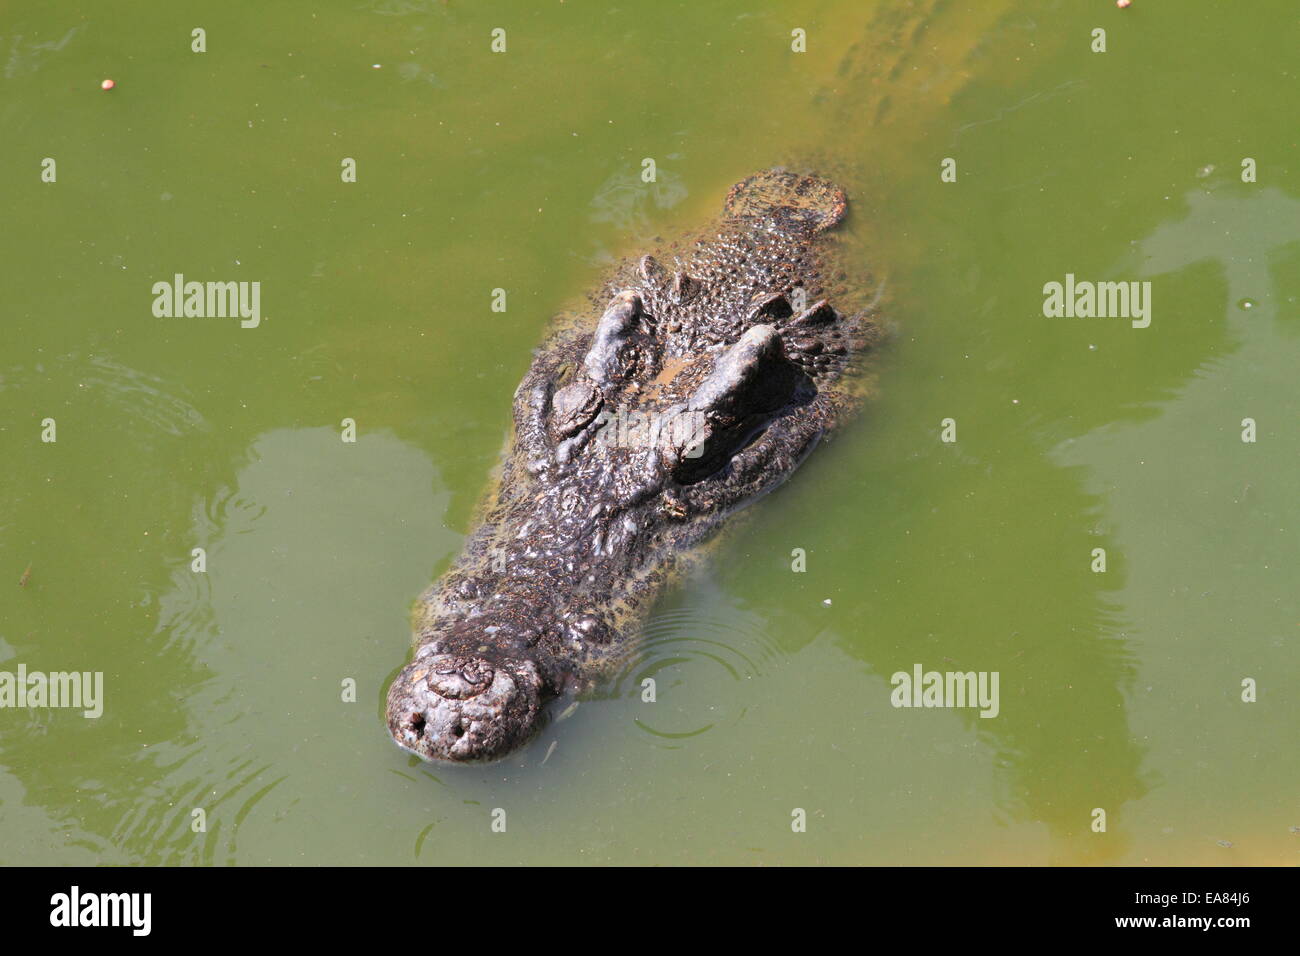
[385,168,879,762]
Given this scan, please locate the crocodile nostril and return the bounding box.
[408,713,427,737]
[451,720,466,739]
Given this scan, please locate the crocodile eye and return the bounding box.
[689,324,797,423]
[549,380,603,440]
[638,254,667,286]
[670,271,699,304]
[746,292,793,323]
[788,299,836,327]
[666,324,801,483]
[583,291,644,386]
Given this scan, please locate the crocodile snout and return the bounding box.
[386,654,544,762]
[428,659,495,699]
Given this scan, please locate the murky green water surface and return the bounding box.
[2,0,1296,864]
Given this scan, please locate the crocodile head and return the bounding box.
[387,169,874,763]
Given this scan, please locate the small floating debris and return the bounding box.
[822,598,832,606]
[1116,0,1132,8]
[18,565,32,587]
[1238,298,1256,311]
[100,78,115,91]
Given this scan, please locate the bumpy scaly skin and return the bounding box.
[386,170,878,762]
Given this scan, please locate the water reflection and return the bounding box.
[2,423,448,863]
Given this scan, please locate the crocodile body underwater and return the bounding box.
[386,169,879,762]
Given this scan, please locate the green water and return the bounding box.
[2,0,1296,865]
